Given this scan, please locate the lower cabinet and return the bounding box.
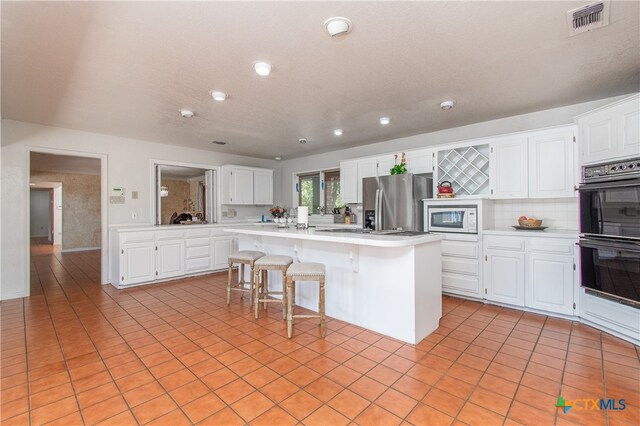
[483,234,577,316]
[122,243,156,285]
[441,236,482,298]
[112,226,236,287]
[485,250,525,306]
[526,253,574,315]
[157,240,185,280]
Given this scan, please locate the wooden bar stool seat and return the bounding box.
[254,255,293,320]
[285,262,326,338]
[227,250,265,305]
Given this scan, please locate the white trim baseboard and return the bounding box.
[61,246,100,253]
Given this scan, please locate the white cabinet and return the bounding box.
[212,236,234,270]
[377,156,396,177]
[156,240,184,280]
[356,159,378,203]
[485,249,525,307]
[405,149,434,174]
[490,135,528,199]
[527,253,574,315]
[122,243,156,285]
[440,236,482,298]
[340,160,358,204]
[577,95,640,165]
[253,169,274,205]
[483,234,578,316]
[221,165,274,205]
[528,127,576,198]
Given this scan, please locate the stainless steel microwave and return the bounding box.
[427,205,478,234]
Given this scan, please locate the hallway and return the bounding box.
[0,239,638,425]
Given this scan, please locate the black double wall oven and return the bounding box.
[578,157,640,307]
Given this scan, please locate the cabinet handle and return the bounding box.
[121,276,124,281]
[485,255,487,261]
[121,249,124,254]
[485,288,487,294]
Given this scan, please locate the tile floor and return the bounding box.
[1,239,638,425]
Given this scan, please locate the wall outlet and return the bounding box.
[131,191,138,199]
[131,212,138,219]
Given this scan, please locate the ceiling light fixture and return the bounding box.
[211,91,227,101]
[275,157,282,161]
[324,17,352,37]
[379,117,391,125]
[299,138,307,144]
[333,129,343,136]
[440,100,455,110]
[253,62,272,76]
[180,109,194,118]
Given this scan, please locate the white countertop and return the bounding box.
[109,221,362,232]
[483,228,579,238]
[224,225,444,247]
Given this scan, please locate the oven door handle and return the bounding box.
[578,179,640,191]
[579,239,640,253]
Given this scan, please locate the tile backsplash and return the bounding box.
[491,198,579,230]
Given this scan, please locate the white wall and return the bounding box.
[53,186,62,245]
[1,120,279,300]
[276,95,628,208]
[29,189,50,238]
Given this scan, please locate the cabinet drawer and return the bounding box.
[443,273,481,295]
[484,236,525,251]
[186,245,211,260]
[156,230,184,241]
[185,257,211,273]
[442,256,479,276]
[442,240,478,259]
[121,231,155,244]
[186,228,211,239]
[528,238,576,255]
[185,237,210,248]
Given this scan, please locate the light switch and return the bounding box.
[131,191,138,199]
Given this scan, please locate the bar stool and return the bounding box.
[227,251,265,305]
[253,255,293,320]
[285,263,326,338]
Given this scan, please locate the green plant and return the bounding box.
[390,152,408,175]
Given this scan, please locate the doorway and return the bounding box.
[28,150,107,286]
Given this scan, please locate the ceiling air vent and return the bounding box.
[567,1,610,36]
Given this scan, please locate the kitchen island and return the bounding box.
[225,226,444,344]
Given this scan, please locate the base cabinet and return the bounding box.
[122,243,156,284]
[440,237,482,298]
[111,226,236,287]
[526,253,574,315]
[485,250,525,306]
[483,234,577,316]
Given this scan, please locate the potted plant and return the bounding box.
[269,206,287,218]
[390,152,408,175]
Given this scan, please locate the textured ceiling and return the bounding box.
[3,1,639,160]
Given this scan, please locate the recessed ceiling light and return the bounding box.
[211,91,227,101]
[254,62,272,76]
[274,157,282,161]
[212,141,227,145]
[299,138,307,144]
[324,17,352,37]
[180,109,194,118]
[379,117,391,125]
[440,100,455,110]
[333,129,343,136]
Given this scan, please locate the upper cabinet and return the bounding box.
[436,144,490,196]
[489,136,528,199]
[340,160,359,204]
[528,127,576,198]
[489,126,577,200]
[221,165,273,205]
[340,149,434,204]
[577,94,640,165]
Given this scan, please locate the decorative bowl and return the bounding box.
[518,218,543,228]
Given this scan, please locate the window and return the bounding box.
[297,169,341,214]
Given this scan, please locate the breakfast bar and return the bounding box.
[225,226,444,344]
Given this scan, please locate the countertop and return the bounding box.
[224,225,445,248]
[483,228,579,238]
[109,222,361,232]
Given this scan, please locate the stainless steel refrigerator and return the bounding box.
[362,174,433,232]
